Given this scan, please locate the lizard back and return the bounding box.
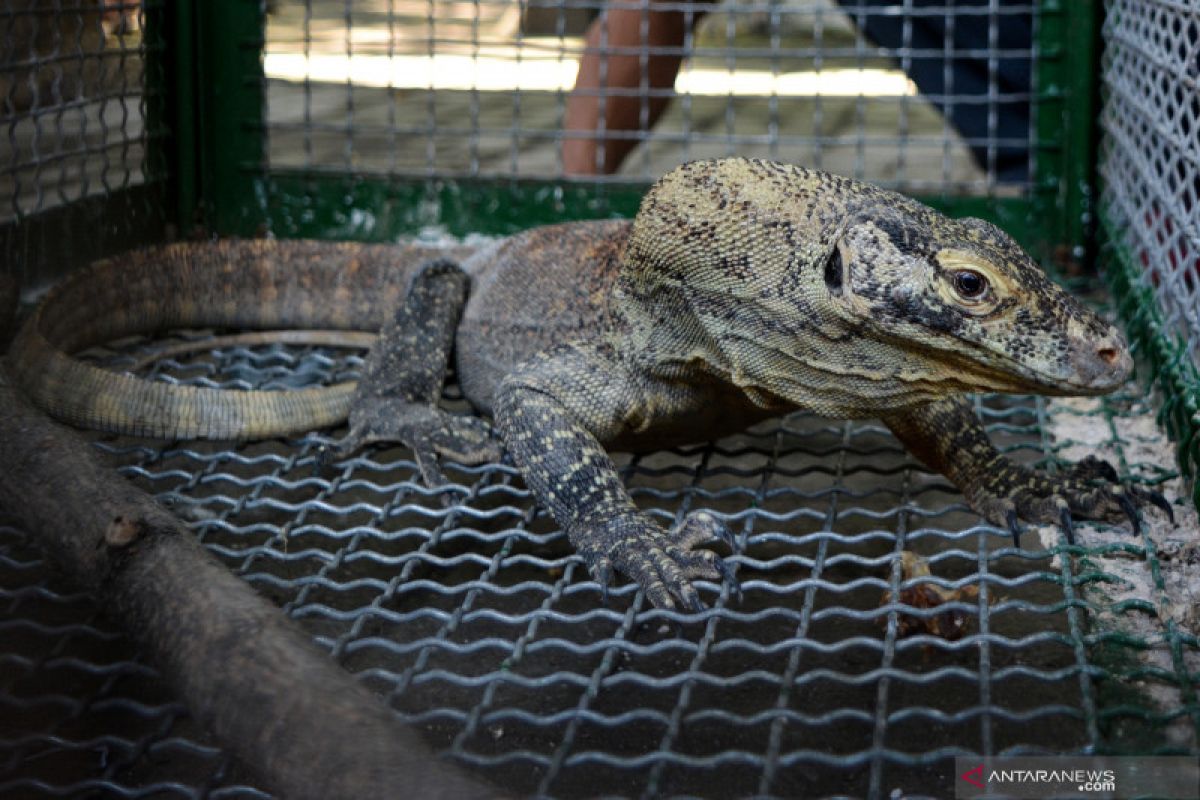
[456,219,631,415]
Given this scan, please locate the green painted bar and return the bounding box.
[1031,0,1067,267]
[1062,0,1103,267]
[1099,211,1200,512]
[143,0,197,235]
[196,0,267,236]
[1031,0,1102,270]
[254,171,1040,250]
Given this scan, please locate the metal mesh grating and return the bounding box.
[0,521,267,799]
[2,1,1199,795]
[1099,0,1200,368]
[264,0,1035,193]
[0,1,161,222]
[0,0,169,297]
[3,317,1197,797]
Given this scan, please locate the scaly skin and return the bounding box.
[9,159,1170,609]
[9,239,471,438]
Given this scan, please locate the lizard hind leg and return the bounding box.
[323,259,502,486]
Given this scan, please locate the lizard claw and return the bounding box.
[1133,486,1175,525]
[570,509,729,611]
[1115,493,1142,536]
[1058,505,1075,546]
[313,441,336,472]
[677,510,736,551]
[591,558,615,607]
[970,454,1171,548]
[324,401,502,489]
[412,444,450,491]
[1005,509,1023,549]
[714,557,743,604]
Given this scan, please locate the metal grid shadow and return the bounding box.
[3,324,1194,798]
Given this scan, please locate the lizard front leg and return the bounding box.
[494,344,735,610]
[883,396,1171,546]
[327,259,500,485]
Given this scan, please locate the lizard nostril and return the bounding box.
[1097,347,1119,365]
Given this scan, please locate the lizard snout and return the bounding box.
[1066,330,1133,392]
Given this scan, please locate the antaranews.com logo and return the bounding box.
[954,756,1198,799]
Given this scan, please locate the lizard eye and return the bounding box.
[951,269,989,301]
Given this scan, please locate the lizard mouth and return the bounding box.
[974,338,1133,396]
[1027,330,1133,395]
[929,332,1133,397]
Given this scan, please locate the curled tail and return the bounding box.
[9,238,472,440]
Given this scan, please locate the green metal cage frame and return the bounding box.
[170,0,1097,255]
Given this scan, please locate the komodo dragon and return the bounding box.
[10,158,1171,609]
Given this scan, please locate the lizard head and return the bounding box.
[824,205,1132,396]
[619,158,1130,415]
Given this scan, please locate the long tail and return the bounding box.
[9,238,471,440]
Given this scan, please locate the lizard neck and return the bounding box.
[610,158,955,417]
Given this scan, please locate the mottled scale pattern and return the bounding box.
[457,219,630,414]
[613,159,1129,416]
[10,158,1169,606]
[486,158,1160,604]
[10,239,467,439]
[493,343,731,610]
[884,397,1168,547]
[329,260,500,486]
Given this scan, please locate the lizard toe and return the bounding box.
[589,557,615,606]
[662,544,723,582]
[977,464,1169,548]
[326,400,500,489]
[1058,503,1076,545]
[674,510,736,551]
[626,546,707,611]
[427,415,505,465]
[412,443,453,496]
[570,512,723,611]
[714,557,744,603]
[1064,455,1120,484]
[970,495,1031,549]
[1004,509,1023,549]
[322,418,370,463]
[1015,491,1069,525]
[1115,492,1142,536]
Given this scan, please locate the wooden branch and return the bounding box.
[0,375,496,800]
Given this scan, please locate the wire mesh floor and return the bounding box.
[2,308,1198,798]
